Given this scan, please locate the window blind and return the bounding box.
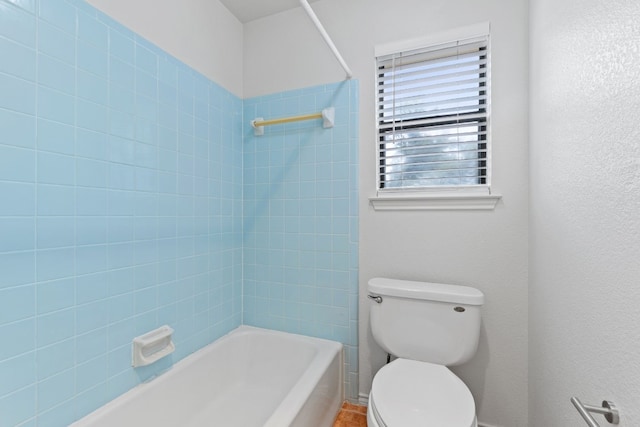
[376,35,490,190]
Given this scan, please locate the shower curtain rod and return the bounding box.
[299,0,353,79]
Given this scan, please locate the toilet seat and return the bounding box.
[369,358,477,427]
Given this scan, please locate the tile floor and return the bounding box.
[333,402,368,427]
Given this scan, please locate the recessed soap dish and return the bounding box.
[132,325,175,368]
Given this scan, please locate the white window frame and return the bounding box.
[370,22,501,211]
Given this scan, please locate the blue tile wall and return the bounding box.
[0,0,243,425]
[1,0,361,424]
[243,80,360,401]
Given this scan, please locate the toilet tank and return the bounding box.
[368,278,484,366]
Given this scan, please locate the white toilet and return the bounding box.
[367,277,485,427]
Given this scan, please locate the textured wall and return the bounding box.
[244,1,529,425]
[529,0,640,425]
[242,80,360,399]
[0,1,243,425]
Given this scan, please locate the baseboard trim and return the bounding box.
[478,423,501,427]
[357,392,369,406]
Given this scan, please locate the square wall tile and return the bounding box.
[0,1,243,425]
[243,80,359,400]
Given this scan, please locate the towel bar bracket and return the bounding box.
[600,401,619,424]
[571,397,619,426]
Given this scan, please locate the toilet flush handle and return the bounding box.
[368,294,383,304]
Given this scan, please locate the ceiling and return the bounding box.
[219,0,321,23]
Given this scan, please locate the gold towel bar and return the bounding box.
[251,107,335,135]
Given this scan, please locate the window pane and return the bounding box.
[377,37,489,190]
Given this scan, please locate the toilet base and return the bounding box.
[366,401,380,427]
[367,394,478,427]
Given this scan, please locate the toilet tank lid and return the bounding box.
[368,278,485,306]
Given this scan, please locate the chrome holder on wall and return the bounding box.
[571,397,620,426]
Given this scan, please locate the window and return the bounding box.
[376,34,490,194]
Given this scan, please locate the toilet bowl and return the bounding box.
[366,359,477,427]
[367,278,485,427]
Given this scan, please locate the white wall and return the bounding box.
[86,0,244,97]
[529,0,640,425]
[244,1,529,426]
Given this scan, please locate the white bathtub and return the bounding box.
[71,326,343,427]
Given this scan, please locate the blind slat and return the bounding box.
[377,40,488,70]
[377,75,487,98]
[381,176,484,186]
[380,121,487,137]
[382,148,488,163]
[378,58,488,86]
[378,94,488,116]
[378,111,487,130]
[381,139,486,154]
[381,158,487,171]
[380,130,488,146]
[382,168,489,182]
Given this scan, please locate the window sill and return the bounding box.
[369,193,502,211]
